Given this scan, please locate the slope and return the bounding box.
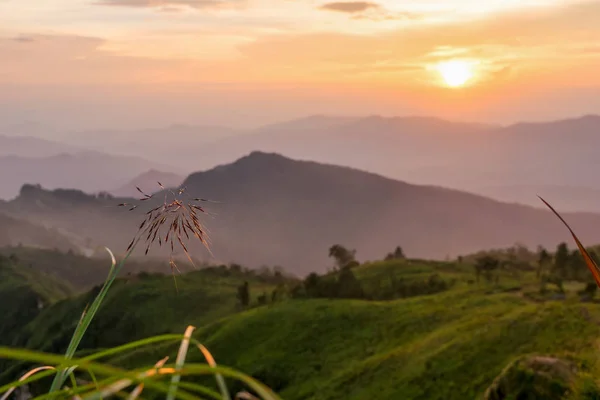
[9,265,293,354]
[187,291,600,400]
[9,257,600,400]
[0,254,73,347]
[0,212,76,252]
[0,246,197,292]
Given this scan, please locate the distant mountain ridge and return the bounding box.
[0,151,180,200]
[9,114,600,211]
[0,134,82,158]
[180,113,600,212]
[3,151,600,274]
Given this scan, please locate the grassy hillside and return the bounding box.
[0,212,76,252]
[10,264,294,354]
[191,292,600,400]
[107,260,600,400]
[0,246,199,291]
[0,254,73,347]
[4,251,600,399]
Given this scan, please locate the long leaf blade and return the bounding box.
[539,196,600,287]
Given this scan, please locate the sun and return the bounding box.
[436,60,475,88]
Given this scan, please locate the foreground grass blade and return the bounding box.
[0,347,282,400]
[198,344,231,400]
[0,366,55,400]
[167,326,195,400]
[50,246,137,393]
[539,196,600,287]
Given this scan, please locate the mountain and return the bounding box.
[0,151,180,200]
[3,152,600,274]
[186,114,600,212]
[61,124,238,171]
[0,212,76,252]
[0,134,81,158]
[179,115,494,172]
[110,169,185,197]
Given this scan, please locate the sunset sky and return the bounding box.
[1,0,600,130]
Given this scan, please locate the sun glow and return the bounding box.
[436,60,475,87]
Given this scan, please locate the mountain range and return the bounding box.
[7,114,600,211]
[184,114,600,211]
[2,151,600,275]
[0,150,179,200]
[23,113,599,212]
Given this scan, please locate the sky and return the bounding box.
[1,0,600,131]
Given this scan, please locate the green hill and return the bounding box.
[0,212,76,252]
[0,246,200,292]
[3,250,600,399]
[10,264,294,354]
[0,253,73,347]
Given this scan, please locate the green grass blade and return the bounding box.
[196,343,231,400]
[166,325,195,400]
[0,366,55,400]
[50,245,137,393]
[0,347,281,400]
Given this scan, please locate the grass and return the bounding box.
[0,247,282,399]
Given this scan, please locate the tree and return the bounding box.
[257,292,268,305]
[474,255,500,284]
[537,246,552,279]
[569,249,586,281]
[328,245,357,269]
[385,246,406,261]
[304,273,321,297]
[337,266,364,299]
[237,281,250,307]
[554,243,570,279]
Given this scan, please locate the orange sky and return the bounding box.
[1,0,600,129]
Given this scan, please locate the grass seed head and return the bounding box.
[120,183,213,273]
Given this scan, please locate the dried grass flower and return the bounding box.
[118,182,215,276]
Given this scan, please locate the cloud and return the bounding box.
[95,0,238,9]
[319,1,419,21]
[11,35,35,43]
[319,2,379,13]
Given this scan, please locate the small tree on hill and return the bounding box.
[385,246,406,261]
[328,244,357,269]
[537,246,552,279]
[337,266,365,299]
[304,273,321,297]
[237,281,250,307]
[474,255,500,284]
[569,249,587,281]
[554,242,570,279]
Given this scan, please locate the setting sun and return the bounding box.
[436,60,475,88]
